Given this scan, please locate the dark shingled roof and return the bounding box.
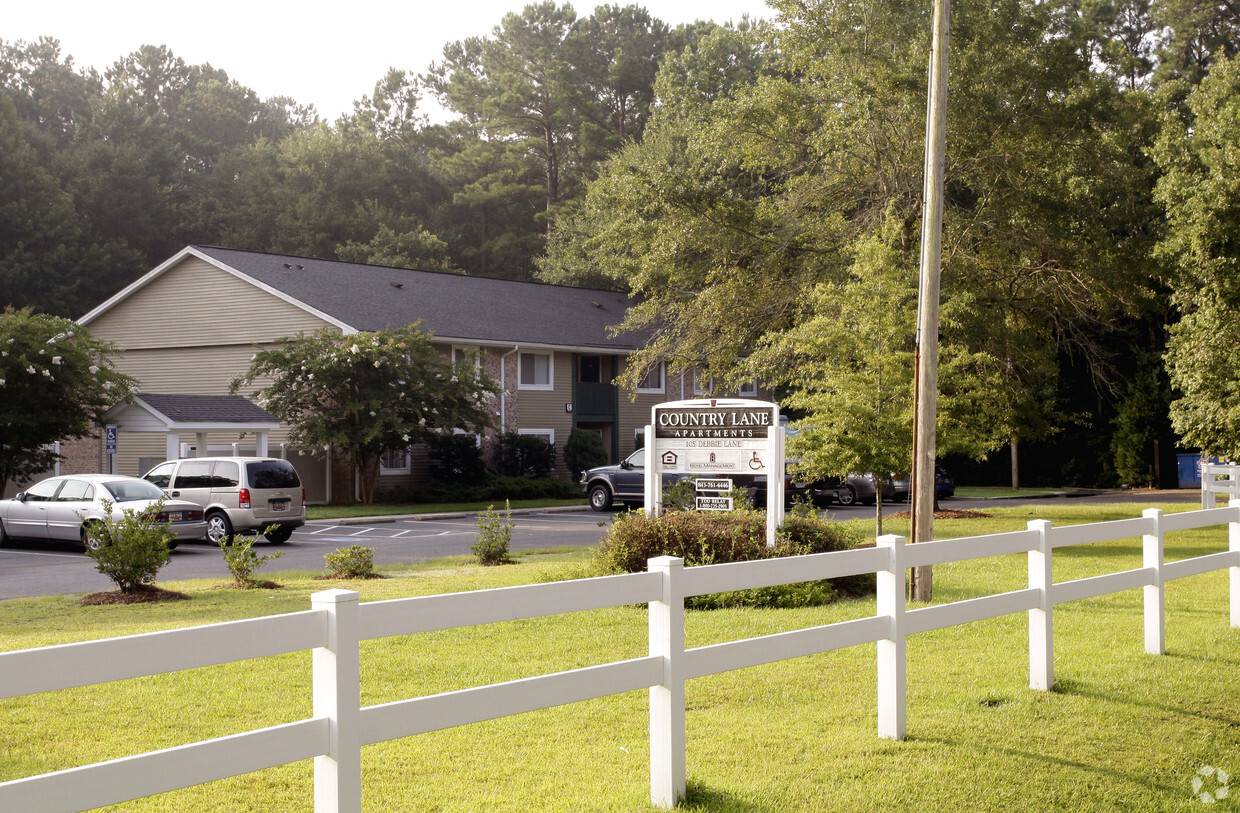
[193,246,646,350]
[135,393,278,424]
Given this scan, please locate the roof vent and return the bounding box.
[592,301,602,308]
[390,281,404,289]
[295,264,305,270]
[283,263,293,269]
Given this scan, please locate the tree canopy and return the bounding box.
[230,325,497,504]
[0,308,134,492]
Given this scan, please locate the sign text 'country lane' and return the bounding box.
[654,407,773,439]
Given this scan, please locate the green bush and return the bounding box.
[563,428,608,481]
[405,475,579,504]
[82,499,175,594]
[592,510,868,608]
[472,501,513,565]
[323,545,377,578]
[427,433,487,483]
[218,531,285,588]
[495,432,557,478]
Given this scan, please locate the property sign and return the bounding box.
[644,398,785,545]
[105,424,117,455]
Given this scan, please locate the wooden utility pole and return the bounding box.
[910,0,950,603]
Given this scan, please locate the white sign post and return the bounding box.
[644,399,784,546]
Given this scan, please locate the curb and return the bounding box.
[324,504,592,526]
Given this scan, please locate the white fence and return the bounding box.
[1202,462,1240,507]
[2,504,1239,812]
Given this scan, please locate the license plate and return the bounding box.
[168,512,182,521]
[271,501,288,511]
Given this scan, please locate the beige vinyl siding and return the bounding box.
[515,352,575,477]
[87,257,334,349]
[112,344,282,396]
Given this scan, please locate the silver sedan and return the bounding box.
[0,474,206,550]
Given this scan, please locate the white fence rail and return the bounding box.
[2,505,1238,812]
[1202,462,1240,507]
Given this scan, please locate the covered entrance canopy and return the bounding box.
[101,393,280,463]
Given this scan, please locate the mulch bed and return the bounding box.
[80,585,190,605]
[314,573,387,580]
[884,509,992,520]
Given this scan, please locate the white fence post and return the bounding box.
[312,589,361,813]
[1231,500,1240,629]
[876,534,906,740]
[648,556,686,808]
[1142,508,1166,655]
[1028,520,1054,691]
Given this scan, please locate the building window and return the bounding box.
[738,380,758,397]
[380,447,411,475]
[579,355,603,383]
[519,352,553,390]
[519,428,555,445]
[637,362,665,394]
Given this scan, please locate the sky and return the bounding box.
[5,0,772,122]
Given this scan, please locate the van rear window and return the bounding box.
[247,461,301,489]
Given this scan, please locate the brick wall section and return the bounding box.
[60,430,104,474]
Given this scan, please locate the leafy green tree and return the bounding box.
[83,498,175,594]
[230,325,498,504]
[564,426,608,481]
[0,308,135,493]
[426,2,582,235]
[1153,56,1240,457]
[1111,368,1169,486]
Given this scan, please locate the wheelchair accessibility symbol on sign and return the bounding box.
[748,452,765,471]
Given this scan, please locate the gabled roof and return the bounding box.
[82,246,645,352]
[102,394,280,432]
[130,393,279,424]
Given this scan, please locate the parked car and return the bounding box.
[583,449,680,511]
[936,466,955,498]
[141,457,305,544]
[885,467,954,502]
[823,472,897,506]
[0,474,205,550]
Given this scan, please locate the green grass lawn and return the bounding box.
[1,502,1236,811]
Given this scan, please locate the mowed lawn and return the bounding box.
[0,502,1236,812]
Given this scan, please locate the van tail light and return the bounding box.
[239,488,251,509]
[302,487,306,503]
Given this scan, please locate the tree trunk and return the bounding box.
[1011,438,1020,490]
[358,454,380,505]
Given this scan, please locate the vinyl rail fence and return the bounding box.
[2,504,1238,812]
[1202,462,1240,507]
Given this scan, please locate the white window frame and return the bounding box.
[379,447,411,475]
[519,352,554,391]
[518,428,555,445]
[738,380,758,398]
[636,361,665,395]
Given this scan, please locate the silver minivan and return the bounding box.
[142,457,306,544]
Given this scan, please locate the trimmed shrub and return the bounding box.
[324,545,378,579]
[564,428,608,481]
[218,532,284,588]
[402,474,579,504]
[427,433,487,483]
[83,499,175,594]
[593,510,868,608]
[495,432,557,478]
